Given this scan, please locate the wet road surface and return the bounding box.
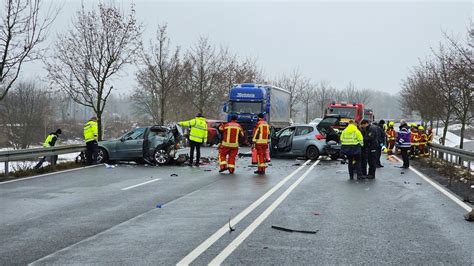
[0,147,472,265]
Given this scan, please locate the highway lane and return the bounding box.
[1,148,473,265]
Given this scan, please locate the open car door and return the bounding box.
[272,127,296,155]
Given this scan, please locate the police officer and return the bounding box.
[360,120,379,179]
[340,120,364,180]
[84,117,99,165]
[34,129,62,169]
[218,115,244,174]
[178,113,208,166]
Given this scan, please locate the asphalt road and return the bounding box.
[0,147,472,265]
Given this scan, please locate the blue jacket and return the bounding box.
[396,128,411,148]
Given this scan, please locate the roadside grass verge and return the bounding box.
[0,161,83,182]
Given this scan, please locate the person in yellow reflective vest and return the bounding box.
[84,117,99,165]
[178,113,208,166]
[340,120,364,180]
[34,129,62,169]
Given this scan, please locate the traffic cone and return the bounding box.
[265,145,271,162]
[251,147,258,165]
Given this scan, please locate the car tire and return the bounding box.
[306,146,319,161]
[154,149,170,165]
[97,148,109,163]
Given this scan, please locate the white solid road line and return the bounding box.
[393,156,472,212]
[0,164,102,185]
[209,160,320,265]
[121,178,161,191]
[177,160,311,266]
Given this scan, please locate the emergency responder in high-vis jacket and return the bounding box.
[178,113,208,166]
[34,129,62,169]
[396,121,411,168]
[418,125,428,156]
[340,120,364,180]
[84,117,99,165]
[252,113,270,175]
[218,115,244,174]
[386,121,396,156]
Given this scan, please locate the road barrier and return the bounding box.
[429,142,474,171]
[0,145,86,176]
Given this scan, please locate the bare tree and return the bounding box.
[133,24,181,124]
[46,3,142,140]
[313,80,334,117]
[0,81,51,149]
[181,37,229,116]
[0,0,57,100]
[299,79,317,123]
[274,69,304,120]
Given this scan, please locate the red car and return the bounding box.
[207,119,225,146]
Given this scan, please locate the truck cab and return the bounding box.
[326,102,364,124]
[223,83,291,143]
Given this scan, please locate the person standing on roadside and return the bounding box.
[340,120,364,180]
[374,121,385,168]
[252,113,270,175]
[218,115,244,174]
[84,117,99,165]
[34,129,62,169]
[178,113,208,167]
[396,120,411,168]
[360,120,378,179]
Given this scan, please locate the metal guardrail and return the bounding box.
[0,144,86,176]
[429,142,474,170]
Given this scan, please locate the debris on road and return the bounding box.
[464,210,474,222]
[311,212,320,216]
[416,183,422,185]
[170,174,178,177]
[204,169,212,172]
[292,163,301,166]
[229,217,235,232]
[271,225,318,234]
[156,203,162,208]
[105,164,115,169]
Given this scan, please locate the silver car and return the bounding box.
[270,124,341,160]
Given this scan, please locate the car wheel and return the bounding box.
[97,148,109,163]
[306,146,319,160]
[154,149,170,165]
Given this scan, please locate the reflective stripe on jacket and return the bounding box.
[252,120,270,144]
[219,121,244,148]
[396,130,411,147]
[179,117,208,143]
[84,121,98,143]
[386,128,396,141]
[340,124,363,146]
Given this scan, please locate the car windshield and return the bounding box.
[122,128,145,140]
[230,101,261,114]
[329,107,356,118]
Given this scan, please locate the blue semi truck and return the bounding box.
[223,83,291,143]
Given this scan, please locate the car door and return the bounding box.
[275,127,296,154]
[292,126,315,155]
[115,128,146,159]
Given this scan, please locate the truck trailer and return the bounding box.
[223,83,291,143]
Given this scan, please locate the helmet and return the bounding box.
[418,126,424,130]
[389,121,394,127]
[411,123,417,127]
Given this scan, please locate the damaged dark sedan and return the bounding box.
[93,125,188,165]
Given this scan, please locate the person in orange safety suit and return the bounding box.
[218,115,244,174]
[385,122,396,156]
[252,113,270,175]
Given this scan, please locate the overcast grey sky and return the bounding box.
[29,0,472,94]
